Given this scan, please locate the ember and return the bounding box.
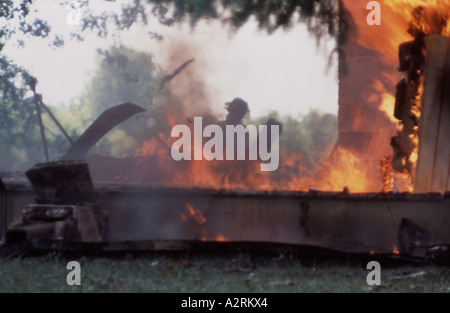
[180,203,207,240]
[393,244,400,255]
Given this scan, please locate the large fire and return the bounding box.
[342,0,449,192]
[343,0,450,64]
[91,0,449,194]
[112,108,384,193]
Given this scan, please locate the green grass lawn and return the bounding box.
[1,252,450,293]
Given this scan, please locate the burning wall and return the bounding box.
[338,0,450,192]
[337,40,398,190]
[414,35,450,193]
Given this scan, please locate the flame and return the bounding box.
[341,0,450,192]
[165,108,179,128]
[343,0,450,64]
[181,203,206,224]
[371,80,398,124]
[392,244,400,255]
[180,202,208,240]
[379,93,397,124]
[127,101,387,192]
[130,136,387,192]
[216,234,227,242]
[114,173,129,182]
[380,156,393,192]
[179,203,229,241]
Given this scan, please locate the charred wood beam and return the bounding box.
[159,58,195,89]
[398,217,445,255]
[25,161,95,205]
[391,35,426,176]
[2,181,450,256]
[60,103,145,161]
[6,223,54,244]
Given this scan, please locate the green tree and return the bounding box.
[251,110,337,170]
[0,61,40,170]
[0,1,56,170]
[80,0,351,42]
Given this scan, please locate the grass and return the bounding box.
[1,252,450,293]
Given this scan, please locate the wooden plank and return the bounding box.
[431,37,450,193]
[3,182,450,256]
[60,103,145,161]
[414,35,449,193]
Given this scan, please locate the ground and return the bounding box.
[0,251,449,293]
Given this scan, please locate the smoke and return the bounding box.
[157,39,214,119]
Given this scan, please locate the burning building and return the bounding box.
[339,0,450,194]
[1,0,450,258]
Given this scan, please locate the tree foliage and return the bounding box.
[79,0,352,41]
[78,0,354,80]
[0,1,70,170]
[0,1,51,44]
[0,0,52,101]
[0,62,39,170]
[251,110,337,169]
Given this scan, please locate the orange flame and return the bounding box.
[343,0,450,64]
[180,203,206,225]
[371,80,398,124]
[179,202,208,240]
[393,244,400,255]
[216,234,227,242]
[114,173,129,182]
[179,203,229,241]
